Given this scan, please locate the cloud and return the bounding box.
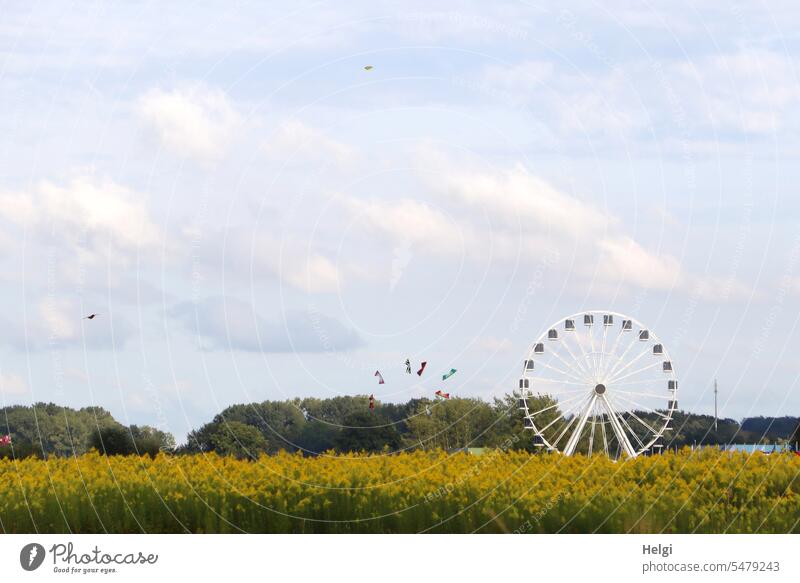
[36,298,135,350]
[0,174,163,265]
[264,120,355,166]
[338,148,751,299]
[137,85,241,161]
[339,196,467,255]
[0,372,28,397]
[427,153,690,291]
[190,227,342,294]
[475,335,513,353]
[479,48,800,145]
[168,296,363,353]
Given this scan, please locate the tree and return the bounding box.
[295,421,340,455]
[0,403,121,457]
[186,421,269,459]
[405,398,499,451]
[215,401,307,452]
[335,411,400,452]
[130,425,176,457]
[89,424,135,456]
[790,421,800,450]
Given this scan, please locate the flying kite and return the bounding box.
[374,370,385,384]
[405,359,411,374]
[435,390,450,399]
[83,314,98,320]
[369,394,375,410]
[442,368,457,381]
[364,65,374,71]
[417,361,427,376]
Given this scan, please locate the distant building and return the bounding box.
[722,443,792,454]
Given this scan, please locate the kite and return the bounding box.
[83,314,98,320]
[369,394,375,410]
[417,361,427,376]
[0,434,10,445]
[435,390,450,399]
[374,370,385,384]
[442,368,457,381]
[405,359,411,374]
[364,65,374,71]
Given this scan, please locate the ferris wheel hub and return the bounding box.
[594,383,606,395]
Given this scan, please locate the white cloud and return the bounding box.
[340,196,467,255]
[597,236,681,290]
[168,296,363,352]
[0,372,28,396]
[480,48,800,144]
[138,85,241,161]
[265,120,355,166]
[475,335,513,353]
[191,227,342,294]
[337,149,751,299]
[0,174,163,262]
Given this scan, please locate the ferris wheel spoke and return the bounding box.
[607,361,661,385]
[534,360,592,384]
[599,324,609,373]
[599,328,625,378]
[610,392,671,420]
[538,411,570,434]
[528,375,593,389]
[622,406,660,436]
[588,326,598,373]
[609,377,664,387]
[607,394,657,439]
[604,331,640,380]
[564,327,594,379]
[550,344,592,382]
[558,336,592,378]
[605,397,646,452]
[527,392,586,416]
[564,394,597,455]
[600,394,636,458]
[618,390,673,400]
[618,412,646,450]
[604,345,652,383]
[550,404,585,447]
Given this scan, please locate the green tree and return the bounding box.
[215,401,306,452]
[186,421,269,459]
[89,424,135,456]
[335,411,400,452]
[405,397,499,450]
[130,425,176,457]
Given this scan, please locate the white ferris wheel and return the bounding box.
[518,311,677,459]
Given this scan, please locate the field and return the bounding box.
[1,449,799,533]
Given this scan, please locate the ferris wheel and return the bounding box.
[517,311,677,458]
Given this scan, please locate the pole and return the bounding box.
[714,379,718,431]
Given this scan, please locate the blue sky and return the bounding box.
[1,1,799,442]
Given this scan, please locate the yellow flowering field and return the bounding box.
[1,449,798,533]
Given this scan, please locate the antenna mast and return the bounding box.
[713,379,718,431]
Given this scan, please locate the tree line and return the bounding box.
[2,398,799,459]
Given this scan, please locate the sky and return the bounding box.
[1,1,799,443]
